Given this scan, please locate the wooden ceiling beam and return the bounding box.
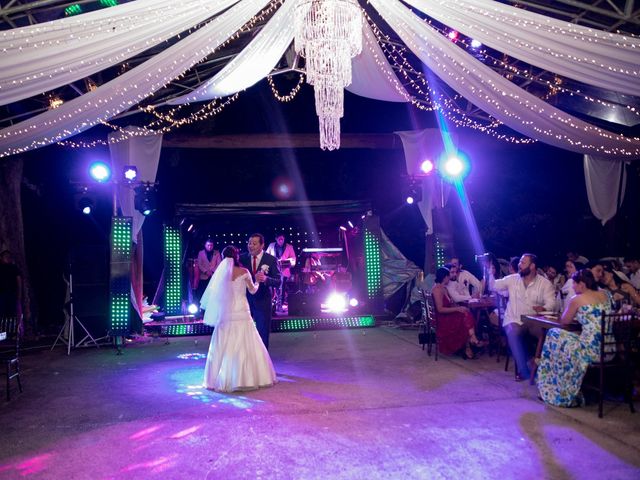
[162,133,403,149]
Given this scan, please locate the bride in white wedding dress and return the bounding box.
[200,245,277,393]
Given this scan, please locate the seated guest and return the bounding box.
[623,256,640,290]
[536,270,612,407]
[543,264,564,312]
[601,264,640,308]
[492,254,556,381]
[560,259,583,311]
[567,251,589,265]
[450,257,482,296]
[444,263,473,303]
[508,257,519,275]
[587,259,605,284]
[431,267,485,359]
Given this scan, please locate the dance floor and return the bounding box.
[1,327,638,479]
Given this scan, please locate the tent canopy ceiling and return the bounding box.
[1,0,639,159]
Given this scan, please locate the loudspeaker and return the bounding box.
[288,293,319,316]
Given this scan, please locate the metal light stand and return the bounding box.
[51,267,102,355]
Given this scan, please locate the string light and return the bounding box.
[267,73,305,102]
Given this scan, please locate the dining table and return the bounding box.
[521,313,581,384]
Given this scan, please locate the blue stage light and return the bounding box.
[89,162,111,182]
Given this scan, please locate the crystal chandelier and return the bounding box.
[294,0,362,150]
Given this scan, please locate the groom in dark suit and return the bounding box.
[240,233,280,349]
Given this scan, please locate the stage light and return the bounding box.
[420,159,434,175]
[448,30,459,41]
[470,39,482,48]
[349,298,359,307]
[272,176,294,200]
[78,197,93,215]
[402,177,422,205]
[134,183,157,216]
[339,225,347,231]
[187,224,194,233]
[187,303,198,314]
[89,162,111,182]
[439,154,470,182]
[325,293,347,313]
[123,166,138,182]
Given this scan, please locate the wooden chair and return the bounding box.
[0,316,23,401]
[420,291,438,361]
[585,311,636,418]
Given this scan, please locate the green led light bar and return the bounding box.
[164,225,183,315]
[99,0,119,7]
[364,229,382,299]
[64,4,82,16]
[109,217,132,335]
[272,315,375,332]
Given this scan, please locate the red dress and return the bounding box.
[434,288,475,355]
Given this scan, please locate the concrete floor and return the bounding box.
[1,326,638,479]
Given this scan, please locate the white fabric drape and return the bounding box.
[0,0,270,158]
[583,155,627,225]
[0,0,240,105]
[369,0,640,159]
[402,0,640,97]
[396,129,453,235]
[170,12,409,105]
[346,21,409,102]
[200,257,234,327]
[170,0,295,104]
[108,127,163,240]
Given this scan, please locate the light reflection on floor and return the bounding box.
[172,366,265,411]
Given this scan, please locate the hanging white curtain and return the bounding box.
[395,128,454,235]
[346,21,409,102]
[0,0,271,158]
[108,127,163,239]
[369,0,640,159]
[402,0,640,97]
[170,0,296,104]
[0,0,241,105]
[583,155,627,225]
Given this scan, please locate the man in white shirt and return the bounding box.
[492,253,556,381]
[450,257,482,297]
[444,263,473,303]
[623,256,640,290]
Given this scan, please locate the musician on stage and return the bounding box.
[194,239,222,303]
[266,233,296,311]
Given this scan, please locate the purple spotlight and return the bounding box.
[349,298,359,307]
[420,159,434,174]
[339,225,347,231]
[272,176,294,200]
[123,165,137,182]
[406,196,415,205]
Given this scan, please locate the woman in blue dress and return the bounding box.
[536,269,612,407]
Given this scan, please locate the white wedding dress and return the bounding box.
[202,270,277,392]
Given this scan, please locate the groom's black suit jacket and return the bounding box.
[240,251,280,349]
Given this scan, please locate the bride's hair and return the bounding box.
[222,245,240,267]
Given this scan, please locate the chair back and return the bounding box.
[0,315,22,357]
[423,291,436,322]
[600,311,634,363]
